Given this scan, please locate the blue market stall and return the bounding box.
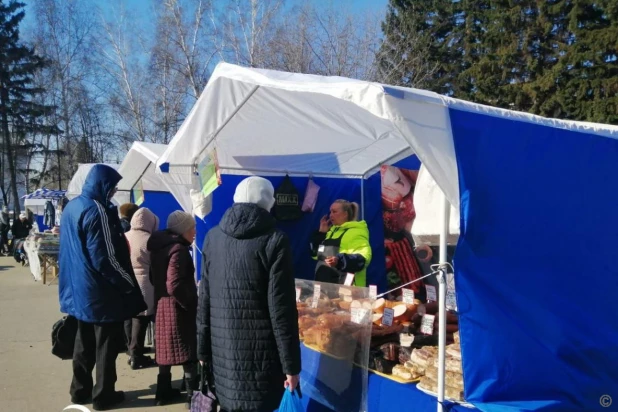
[156,63,618,412]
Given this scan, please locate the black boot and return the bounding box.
[184,375,199,410]
[130,355,156,370]
[155,373,181,406]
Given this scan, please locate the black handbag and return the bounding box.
[51,315,78,360]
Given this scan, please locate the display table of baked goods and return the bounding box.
[296,343,477,412]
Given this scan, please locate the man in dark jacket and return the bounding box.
[0,206,9,254]
[197,176,301,412]
[11,212,32,239]
[59,164,146,411]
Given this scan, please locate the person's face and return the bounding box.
[108,187,118,201]
[329,203,348,226]
[182,227,196,243]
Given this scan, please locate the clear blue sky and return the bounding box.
[24,0,389,23]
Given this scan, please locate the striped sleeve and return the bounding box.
[83,201,136,293]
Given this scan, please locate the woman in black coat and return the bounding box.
[197,176,301,412]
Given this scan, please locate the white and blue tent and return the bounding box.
[116,142,190,228]
[156,63,618,411]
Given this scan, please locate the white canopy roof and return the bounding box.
[117,142,194,212]
[66,163,129,206]
[117,142,168,191]
[157,63,618,209]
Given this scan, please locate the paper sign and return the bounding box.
[402,289,415,304]
[446,290,457,311]
[382,307,394,326]
[344,273,355,286]
[351,308,370,324]
[426,285,437,302]
[296,287,301,303]
[369,285,377,300]
[132,179,144,206]
[197,149,222,197]
[420,314,435,335]
[311,284,321,308]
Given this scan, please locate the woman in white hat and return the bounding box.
[197,176,301,412]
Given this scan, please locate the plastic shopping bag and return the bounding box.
[278,388,303,412]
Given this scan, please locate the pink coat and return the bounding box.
[125,208,159,316]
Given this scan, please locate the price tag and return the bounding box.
[369,285,377,300]
[446,290,457,311]
[420,314,435,335]
[426,285,437,302]
[351,307,370,324]
[296,287,301,303]
[311,284,321,308]
[344,273,355,286]
[382,307,394,326]
[402,289,415,304]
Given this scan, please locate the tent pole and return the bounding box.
[437,190,450,412]
[193,243,198,283]
[360,178,365,220]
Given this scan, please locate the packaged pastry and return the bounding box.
[432,355,462,373]
[424,364,464,389]
[446,343,461,360]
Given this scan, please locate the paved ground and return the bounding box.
[0,257,188,412]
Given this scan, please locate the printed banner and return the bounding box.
[133,180,144,206]
[198,149,222,197]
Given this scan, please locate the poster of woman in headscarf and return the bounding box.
[380,165,424,296]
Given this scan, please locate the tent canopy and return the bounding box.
[66,163,129,205]
[157,63,618,412]
[22,188,66,200]
[118,141,195,212]
[117,142,168,191]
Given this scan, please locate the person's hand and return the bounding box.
[284,374,299,392]
[324,256,338,268]
[319,215,330,233]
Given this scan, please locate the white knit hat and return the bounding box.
[233,176,275,211]
[167,211,195,235]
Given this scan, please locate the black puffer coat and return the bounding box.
[197,203,301,412]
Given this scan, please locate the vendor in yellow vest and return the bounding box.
[310,199,372,287]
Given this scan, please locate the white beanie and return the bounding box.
[233,176,275,211]
[167,211,195,235]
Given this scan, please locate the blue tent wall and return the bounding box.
[35,215,48,232]
[193,173,387,289]
[138,191,182,230]
[449,108,618,411]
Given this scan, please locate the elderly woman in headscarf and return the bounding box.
[147,211,198,407]
[197,176,301,412]
[124,207,159,370]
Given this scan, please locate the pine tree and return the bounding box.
[0,0,51,212]
[379,0,618,124]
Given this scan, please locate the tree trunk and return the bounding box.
[0,87,10,208]
[6,130,20,215]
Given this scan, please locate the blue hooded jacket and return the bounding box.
[59,165,146,323]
